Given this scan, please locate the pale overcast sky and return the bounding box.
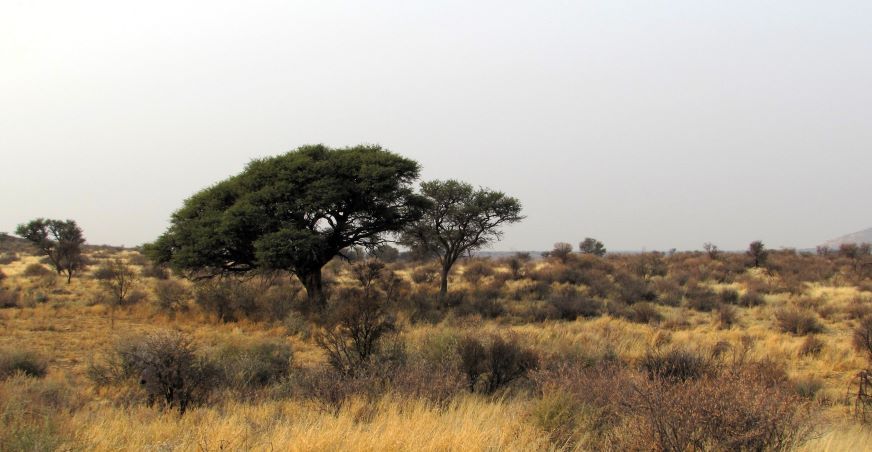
[2,1,871,251]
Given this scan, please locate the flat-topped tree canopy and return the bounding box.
[145,144,429,308]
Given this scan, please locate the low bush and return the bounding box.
[22,263,53,278]
[0,348,48,379]
[210,340,292,390]
[0,253,19,265]
[87,331,216,413]
[615,369,814,451]
[640,348,713,382]
[0,288,19,308]
[739,289,766,307]
[798,335,824,357]
[316,288,398,376]
[715,304,738,329]
[685,284,720,312]
[194,278,258,322]
[154,279,190,313]
[853,316,872,362]
[625,302,663,324]
[0,373,76,450]
[547,289,602,320]
[141,264,170,279]
[457,335,538,394]
[775,308,823,335]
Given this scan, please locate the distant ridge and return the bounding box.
[821,227,872,249]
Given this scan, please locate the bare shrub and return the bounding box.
[125,289,148,305]
[88,330,215,414]
[154,279,190,314]
[548,290,602,320]
[615,369,814,451]
[210,340,292,390]
[457,335,538,394]
[612,271,657,304]
[739,289,766,307]
[193,278,257,322]
[716,304,738,329]
[626,302,663,324]
[775,308,823,335]
[846,297,872,320]
[0,348,47,379]
[462,259,494,286]
[685,284,719,312]
[0,253,19,265]
[798,335,824,357]
[315,288,397,376]
[410,265,438,285]
[95,259,138,305]
[641,348,713,382]
[550,242,574,263]
[141,263,170,280]
[853,316,872,362]
[22,263,53,278]
[0,288,20,309]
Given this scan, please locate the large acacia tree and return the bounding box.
[15,218,86,283]
[401,180,524,300]
[146,144,428,308]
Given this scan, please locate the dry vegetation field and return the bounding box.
[2,244,872,451]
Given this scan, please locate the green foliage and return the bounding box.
[401,179,524,298]
[14,219,86,283]
[748,240,768,268]
[579,237,606,257]
[146,144,427,307]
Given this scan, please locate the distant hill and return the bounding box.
[821,227,872,249]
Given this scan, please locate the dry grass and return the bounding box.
[1,249,871,450]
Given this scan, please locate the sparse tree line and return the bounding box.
[2,143,872,449]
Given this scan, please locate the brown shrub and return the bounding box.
[315,288,398,376]
[154,279,190,313]
[625,302,663,324]
[739,289,766,307]
[457,335,538,394]
[853,316,872,362]
[798,335,824,357]
[615,370,814,451]
[716,304,738,329]
[775,308,823,335]
[640,348,713,382]
[22,263,53,278]
[0,348,48,379]
[0,288,19,309]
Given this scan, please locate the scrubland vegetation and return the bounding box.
[1,243,872,451]
[2,146,871,451]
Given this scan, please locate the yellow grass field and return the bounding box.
[1,249,871,451]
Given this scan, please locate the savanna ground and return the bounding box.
[1,243,872,451]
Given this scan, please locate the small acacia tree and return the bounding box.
[145,144,428,309]
[748,240,768,268]
[96,259,138,329]
[550,242,574,263]
[15,219,86,283]
[400,179,524,301]
[579,237,606,257]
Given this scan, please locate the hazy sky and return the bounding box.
[2,1,871,251]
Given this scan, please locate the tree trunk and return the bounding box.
[439,263,451,302]
[300,269,327,310]
[66,270,72,284]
